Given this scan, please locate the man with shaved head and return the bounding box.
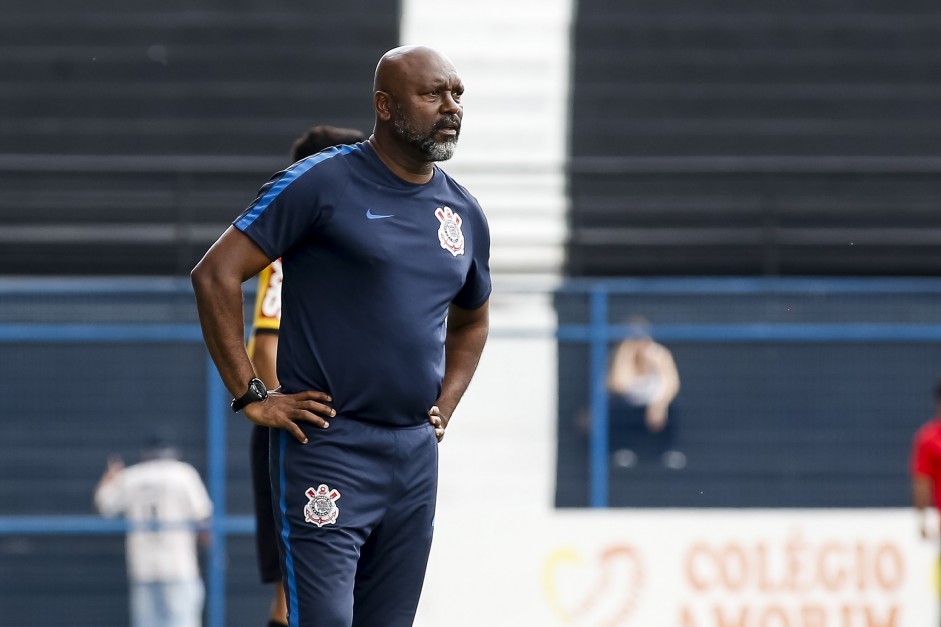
[375,45,464,164]
[192,46,491,627]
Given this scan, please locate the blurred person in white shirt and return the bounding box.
[94,437,213,627]
[605,316,684,470]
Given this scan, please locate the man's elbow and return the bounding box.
[191,254,229,296]
[190,256,212,292]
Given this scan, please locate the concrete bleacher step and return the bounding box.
[568,164,941,274]
[2,48,381,83]
[0,3,399,274]
[2,87,366,122]
[579,0,941,13]
[569,0,941,274]
[0,6,390,157]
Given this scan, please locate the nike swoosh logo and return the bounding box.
[366,209,394,220]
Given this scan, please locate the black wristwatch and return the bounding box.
[231,377,268,413]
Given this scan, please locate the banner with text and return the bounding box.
[420,509,939,627]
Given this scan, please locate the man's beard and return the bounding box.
[392,107,460,162]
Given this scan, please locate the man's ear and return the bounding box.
[375,91,393,122]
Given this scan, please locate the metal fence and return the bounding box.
[2,277,940,625]
[555,277,941,508]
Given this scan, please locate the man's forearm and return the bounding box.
[436,306,489,417]
[192,226,275,397]
[192,267,257,397]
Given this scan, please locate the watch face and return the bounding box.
[250,378,267,400]
[232,378,267,412]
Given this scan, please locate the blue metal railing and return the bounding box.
[0,305,557,627]
[0,323,233,627]
[3,277,941,621]
[205,360,229,627]
[555,277,941,509]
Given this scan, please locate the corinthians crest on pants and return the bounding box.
[304,484,340,527]
[435,206,465,256]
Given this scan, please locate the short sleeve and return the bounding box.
[233,149,350,260]
[452,211,491,310]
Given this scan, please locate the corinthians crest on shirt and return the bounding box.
[304,484,340,527]
[435,206,465,256]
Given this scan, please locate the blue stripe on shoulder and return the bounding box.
[235,143,359,231]
[278,431,301,627]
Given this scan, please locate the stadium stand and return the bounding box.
[0,3,398,625]
[0,1,395,275]
[553,279,941,508]
[556,0,941,508]
[567,0,941,276]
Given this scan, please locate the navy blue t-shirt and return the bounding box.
[234,142,491,427]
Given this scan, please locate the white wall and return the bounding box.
[398,6,941,627]
[400,0,574,277]
[398,5,574,616]
[418,508,938,627]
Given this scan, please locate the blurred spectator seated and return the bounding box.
[604,317,685,470]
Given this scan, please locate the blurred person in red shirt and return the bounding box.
[910,379,941,540]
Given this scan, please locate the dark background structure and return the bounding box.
[3,0,941,624]
[567,0,941,276]
[0,0,395,275]
[0,2,398,625]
